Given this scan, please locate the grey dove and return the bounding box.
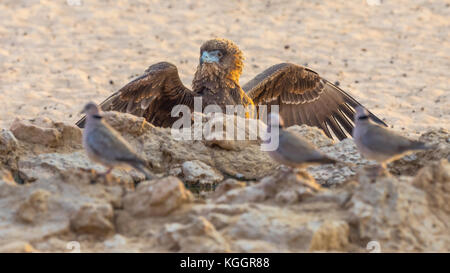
[352,106,429,170]
[81,102,153,180]
[265,113,337,169]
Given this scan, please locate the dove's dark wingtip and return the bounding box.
[76,116,86,128]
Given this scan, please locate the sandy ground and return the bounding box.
[0,0,448,136]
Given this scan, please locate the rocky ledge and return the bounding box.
[0,112,448,252]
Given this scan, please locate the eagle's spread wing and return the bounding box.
[76,62,194,128]
[243,63,387,140]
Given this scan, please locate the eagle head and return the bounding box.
[193,38,244,89]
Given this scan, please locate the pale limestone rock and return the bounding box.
[389,128,449,176]
[226,206,321,252]
[0,241,37,253]
[309,220,349,251]
[158,216,230,252]
[286,125,335,148]
[412,159,450,214]
[103,111,154,137]
[16,189,51,223]
[212,179,246,199]
[205,213,232,230]
[181,160,223,185]
[10,117,81,148]
[232,239,280,252]
[18,151,136,184]
[0,168,16,189]
[216,170,323,204]
[0,129,20,171]
[348,162,450,252]
[104,234,128,249]
[0,111,449,253]
[99,110,276,180]
[0,183,72,244]
[308,139,363,186]
[123,176,193,217]
[202,114,265,151]
[10,118,60,147]
[70,203,115,236]
[0,129,18,154]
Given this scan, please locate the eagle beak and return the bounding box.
[200,51,219,64]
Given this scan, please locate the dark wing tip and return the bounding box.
[326,81,387,127]
[76,115,86,128]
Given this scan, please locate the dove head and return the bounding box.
[81,102,101,117]
[354,106,370,124]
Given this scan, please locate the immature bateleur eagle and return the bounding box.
[76,38,386,140]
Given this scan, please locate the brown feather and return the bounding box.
[76,62,194,128]
[244,63,386,140]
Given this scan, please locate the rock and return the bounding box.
[202,114,265,151]
[412,159,450,214]
[0,241,36,253]
[216,170,323,204]
[226,206,344,252]
[205,213,232,230]
[158,216,230,252]
[18,151,136,185]
[0,129,18,154]
[210,143,276,180]
[389,128,450,176]
[308,139,363,186]
[0,110,448,253]
[123,176,193,217]
[70,203,115,236]
[309,220,349,251]
[181,160,223,186]
[10,117,81,148]
[348,163,450,252]
[10,118,60,147]
[286,125,335,148]
[0,183,71,244]
[212,179,246,198]
[0,168,15,187]
[104,234,128,250]
[232,239,280,252]
[0,129,20,171]
[103,111,154,137]
[16,189,51,223]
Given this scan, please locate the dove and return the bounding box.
[81,102,153,180]
[352,106,429,170]
[265,113,337,169]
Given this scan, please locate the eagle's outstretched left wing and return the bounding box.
[243,63,386,140]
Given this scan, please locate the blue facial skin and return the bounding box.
[200,50,221,64]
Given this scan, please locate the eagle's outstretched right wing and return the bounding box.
[76,62,194,128]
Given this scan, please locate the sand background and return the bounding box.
[0,0,448,136]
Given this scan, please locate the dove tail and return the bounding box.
[130,161,153,180]
[309,157,338,165]
[409,141,430,151]
[76,115,86,128]
[320,157,338,164]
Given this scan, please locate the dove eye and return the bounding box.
[217,51,223,58]
[358,115,369,120]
